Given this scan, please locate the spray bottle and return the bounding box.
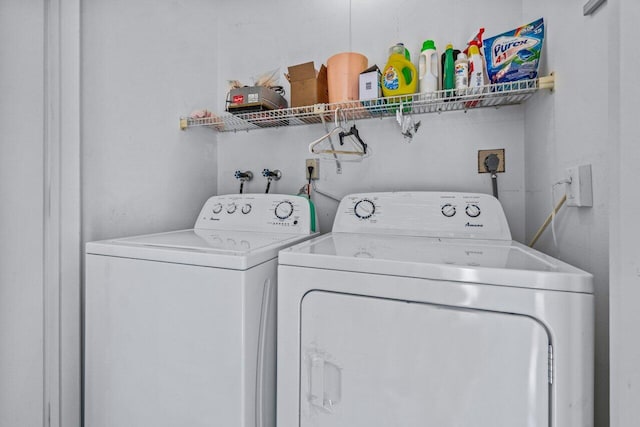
[468,44,486,89]
[419,40,439,95]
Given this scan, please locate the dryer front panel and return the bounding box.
[299,291,549,427]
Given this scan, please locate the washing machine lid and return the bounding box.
[278,232,594,293]
[86,228,315,270]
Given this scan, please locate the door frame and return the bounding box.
[43,0,81,425]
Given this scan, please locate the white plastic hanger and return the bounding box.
[308,108,368,157]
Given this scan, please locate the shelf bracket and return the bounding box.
[179,118,188,130]
[539,73,555,92]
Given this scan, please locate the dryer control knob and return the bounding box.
[465,204,481,218]
[227,203,237,214]
[212,203,223,214]
[441,203,456,217]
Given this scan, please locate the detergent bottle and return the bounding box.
[381,43,418,98]
[442,44,456,97]
[418,40,439,94]
[454,52,469,94]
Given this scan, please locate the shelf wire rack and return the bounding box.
[180,76,553,133]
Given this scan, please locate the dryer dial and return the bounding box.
[441,203,456,217]
[211,203,223,214]
[465,204,481,218]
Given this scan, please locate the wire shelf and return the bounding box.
[180,76,553,133]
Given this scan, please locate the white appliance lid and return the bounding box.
[87,229,313,270]
[278,233,594,293]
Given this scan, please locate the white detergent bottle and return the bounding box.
[454,52,469,95]
[418,40,439,95]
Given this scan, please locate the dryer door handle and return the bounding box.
[309,353,342,412]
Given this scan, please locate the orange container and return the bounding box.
[326,52,368,103]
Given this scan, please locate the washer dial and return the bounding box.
[241,204,252,215]
[465,204,481,218]
[354,199,376,219]
[441,203,456,217]
[275,201,294,220]
[212,203,223,214]
[226,203,237,214]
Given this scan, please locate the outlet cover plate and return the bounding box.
[305,158,319,180]
[478,149,505,173]
[566,164,593,207]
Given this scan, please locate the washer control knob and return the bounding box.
[441,203,456,217]
[212,203,223,214]
[465,204,481,218]
[275,201,294,220]
[226,203,237,214]
[241,204,252,215]
[354,199,376,219]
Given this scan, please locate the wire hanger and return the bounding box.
[308,108,369,157]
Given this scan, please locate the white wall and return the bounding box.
[610,1,640,426]
[82,0,219,243]
[522,2,610,426]
[214,0,527,239]
[0,2,45,426]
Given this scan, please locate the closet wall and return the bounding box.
[82,0,219,244]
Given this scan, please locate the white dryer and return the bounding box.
[85,194,317,427]
[277,192,593,427]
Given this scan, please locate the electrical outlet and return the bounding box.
[566,164,593,207]
[478,149,505,173]
[306,159,319,180]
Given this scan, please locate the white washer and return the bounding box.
[85,194,317,427]
[277,192,593,427]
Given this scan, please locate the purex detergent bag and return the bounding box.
[483,18,545,83]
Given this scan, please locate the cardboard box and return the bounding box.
[286,62,328,108]
[359,65,382,100]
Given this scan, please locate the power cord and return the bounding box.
[550,177,571,246]
[484,154,500,199]
[306,165,314,199]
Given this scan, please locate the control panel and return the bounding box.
[332,192,511,240]
[195,194,316,234]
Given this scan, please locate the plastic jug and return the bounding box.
[442,44,456,96]
[419,40,439,94]
[381,43,418,97]
[454,52,469,94]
